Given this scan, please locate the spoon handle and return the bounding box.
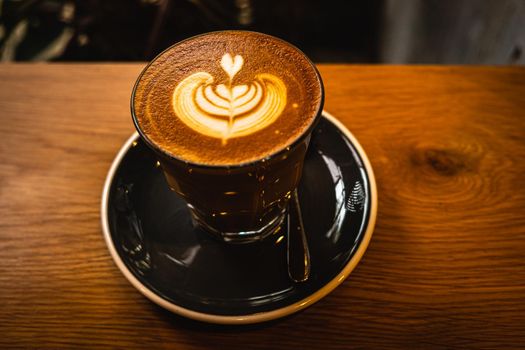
[287,189,311,283]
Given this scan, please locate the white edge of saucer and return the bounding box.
[100,111,378,325]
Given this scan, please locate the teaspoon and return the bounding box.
[287,189,311,283]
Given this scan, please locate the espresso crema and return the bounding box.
[132,31,323,165]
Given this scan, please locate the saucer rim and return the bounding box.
[100,111,377,325]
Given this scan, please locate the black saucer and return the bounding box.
[101,112,377,324]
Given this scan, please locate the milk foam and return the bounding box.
[132,31,323,165]
[172,53,287,142]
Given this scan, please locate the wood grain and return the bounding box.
[1,64,524,349]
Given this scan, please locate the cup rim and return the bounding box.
[130,30,325,170]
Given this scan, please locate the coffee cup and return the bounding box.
[131,31,324,243]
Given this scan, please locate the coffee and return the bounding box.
[132,31,322,166]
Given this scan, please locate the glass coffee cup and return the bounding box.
[131,31,324,243]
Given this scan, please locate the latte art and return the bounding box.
[172,53,287,142]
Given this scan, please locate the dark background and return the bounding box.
[0,0,524,64]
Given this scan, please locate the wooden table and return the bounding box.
[1,64,524,348]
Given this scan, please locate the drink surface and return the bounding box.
[133,31,323,166]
